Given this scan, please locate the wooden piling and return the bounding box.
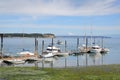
[51,38,54,46]
[65,40,67,68]
[42,40,44,54]
[35,38,38,56]
[65,40,67,52]
[0,34,3,58]
[85,38,88,67]
[77,38,79,67]
[34,37,38,68]
[77,38,79,49]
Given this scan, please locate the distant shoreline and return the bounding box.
[56,35,111,38]
[0,33,111,38]
[0,33,55,38]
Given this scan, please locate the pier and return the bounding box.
[0,36,109,68]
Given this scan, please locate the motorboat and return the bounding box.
[41,52,54,58]
[90,45,102,53]
[41,45,69,57]
[41,45,59,58]
[17,51,34,56]
[45,45,60,53]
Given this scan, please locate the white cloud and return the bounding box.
[0,23,120,31]
[0,0,120,16]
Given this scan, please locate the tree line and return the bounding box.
[0,33,55,38]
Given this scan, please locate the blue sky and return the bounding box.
[0,0,120,36]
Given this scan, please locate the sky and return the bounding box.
[0,0,120,36]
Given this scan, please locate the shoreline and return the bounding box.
[0,64,120,80]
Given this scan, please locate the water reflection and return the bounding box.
[89,53,101,65]
[43,57,58,63]
[89,52,108,65]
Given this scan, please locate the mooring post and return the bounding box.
[65,40,67,52]
[64,40,67,68]
[52,38,54,46]
[41,40,45,69]
[77,38,79,67]
[0,34,3,58]
[85,38,88,67]
[35,37,38,56]
[42,40,44,54]
[34,37,38,68]
[77,38,79,49]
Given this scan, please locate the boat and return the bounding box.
[3,59,25,65]
[101,48,109,53]
[45,45,61,53]
[79,44,90,53]
[41,52,54,58]
[41,45,69,57]
[89,45,102,53]
[57,40,63,45]
[100,38,110,53]
[41,45,59,58]
[55,52,69,57]
[17,51,34,56]
[25,57,42,63]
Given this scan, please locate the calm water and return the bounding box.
[2,37,120,67]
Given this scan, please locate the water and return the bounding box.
[1,36,120,67]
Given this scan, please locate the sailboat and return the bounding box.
[79,33,90,53]
[17,32,35,57]
[100,37,109,53]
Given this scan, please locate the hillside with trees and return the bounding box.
[0,33,55,38]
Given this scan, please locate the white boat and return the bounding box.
[3,59,25,65]
[46,45,60,53]
[90,45,102,53]
[42,45,69,57]
[41,52,54,58]
[101,48,110,53]
[55,52,69,56]
[17,51,34,56]
[25,57,42,63]
[79,44,90,53]
[41,45,59,58]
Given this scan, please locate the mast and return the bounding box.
[90,25,93,47]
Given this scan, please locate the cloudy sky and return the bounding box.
[0,0,120,36]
